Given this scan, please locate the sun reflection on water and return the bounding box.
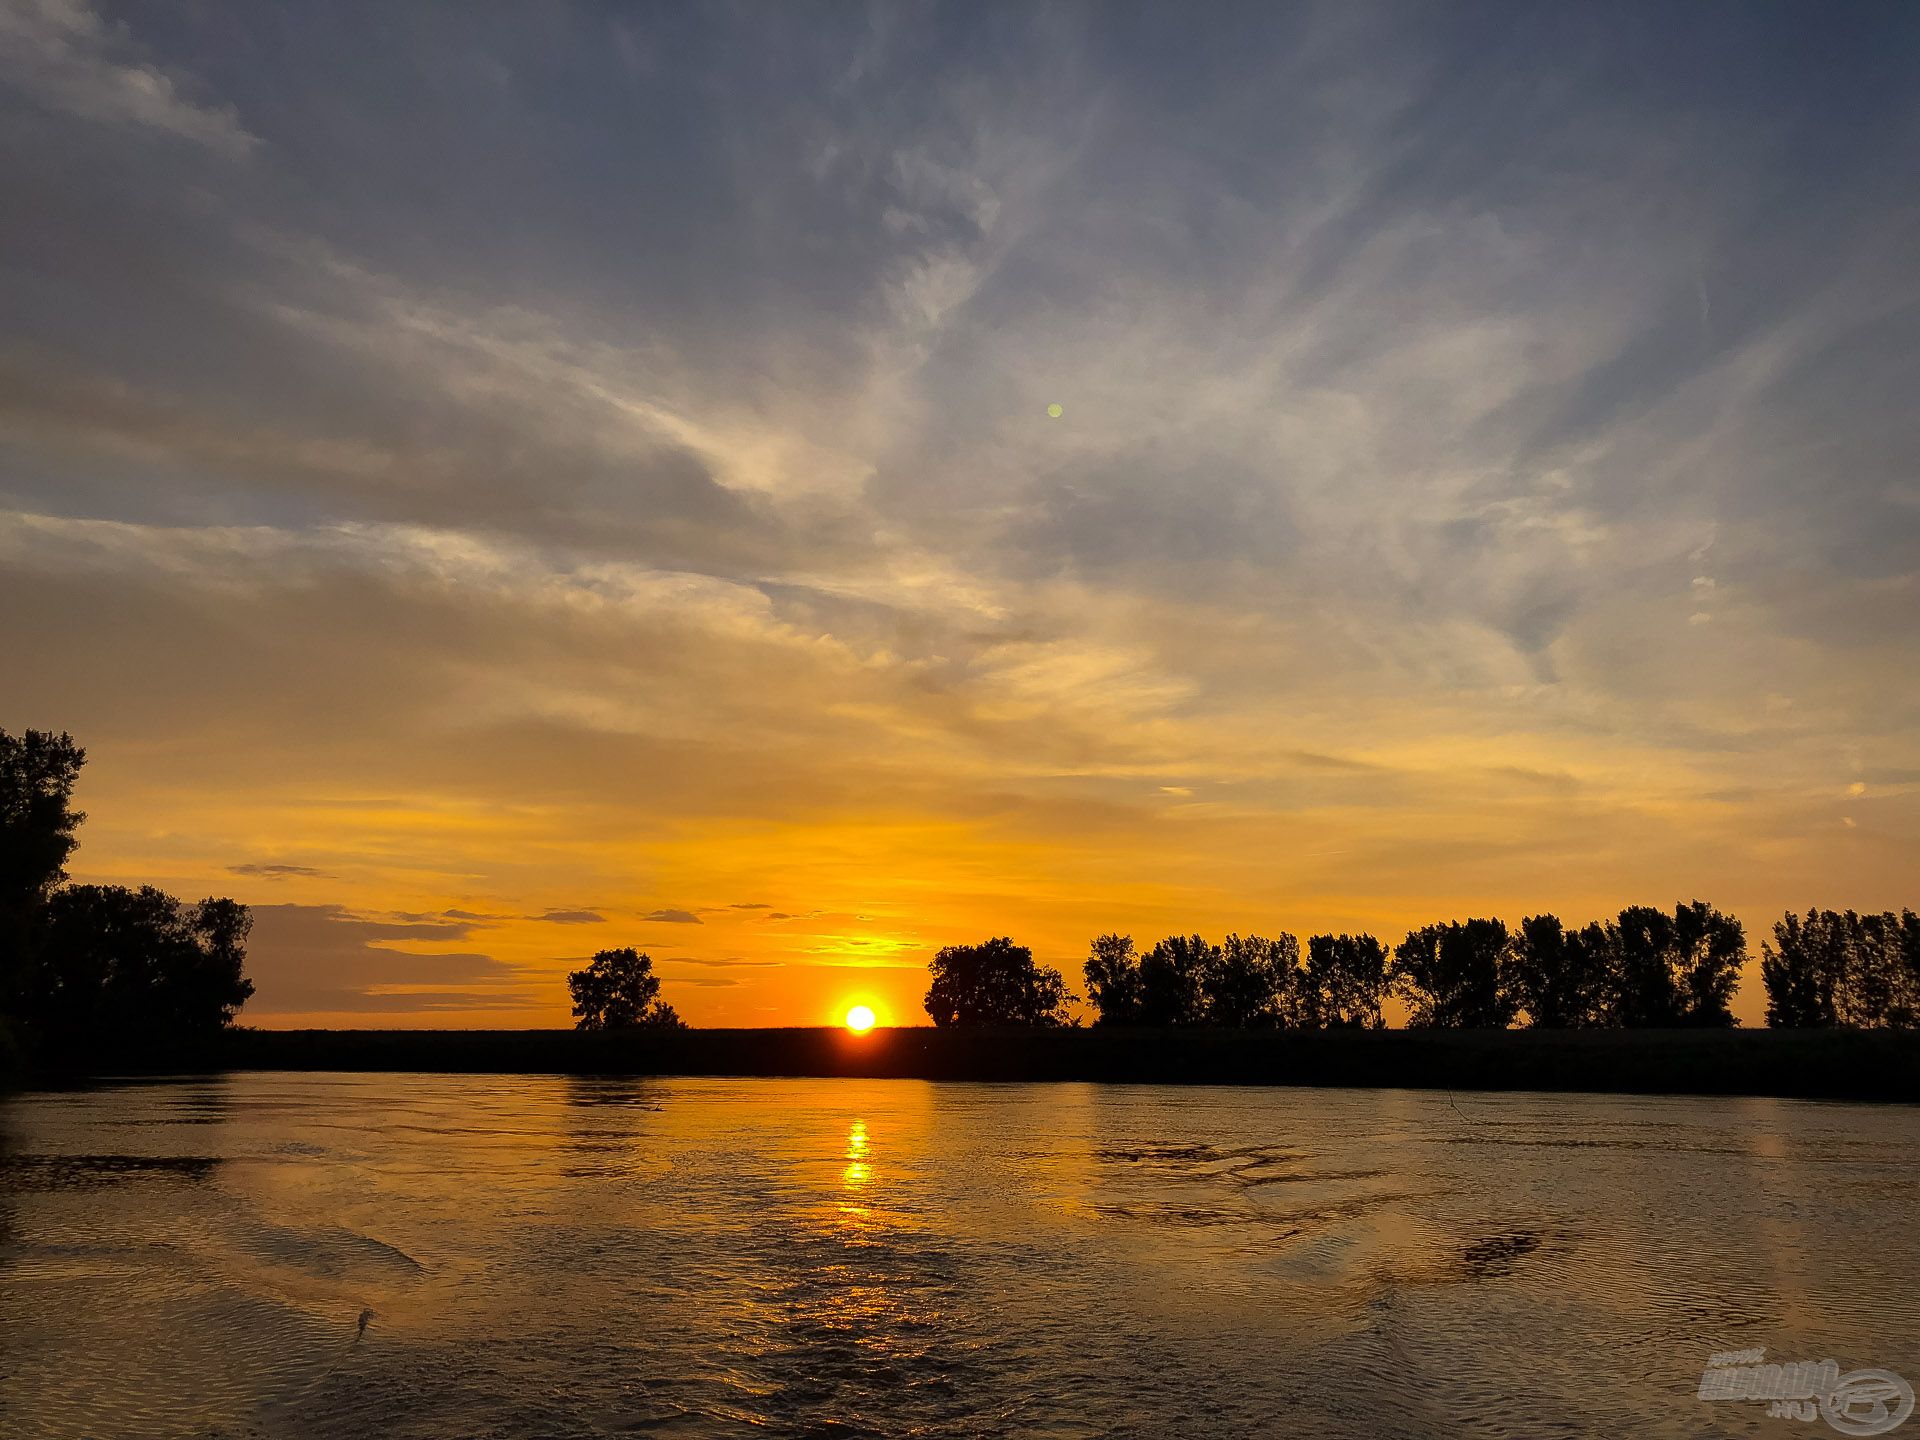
[842,1119,872,1190]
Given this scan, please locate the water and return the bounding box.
[2,1074,1916,1439]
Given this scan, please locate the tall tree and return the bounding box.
[1135,934,1217,1025]
[1391,919,1517,1028]
[1896,911,1920,1029]
[567,948,684,1030]
[1206,933,1295,1027]
[0,729,86,986]
[1766,908,1920,1029]
[1506,914,1605,1027]
[1298,933,1389,1029]
[1600,901,1744,1027]
[923,937,1072,1027]
[1082,933,1143,1025]
[1606,906,1681,1026]
[1670,900,1744,1027]
[1762,910,1843,1028]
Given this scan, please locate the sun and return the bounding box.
[844,1004,877,1033]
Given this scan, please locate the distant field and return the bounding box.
[60,1026,1920,1101]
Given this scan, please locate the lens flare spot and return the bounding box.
[1046,402,1063,418]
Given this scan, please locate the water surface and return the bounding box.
[2,1074,1915,1437]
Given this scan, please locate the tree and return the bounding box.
[1897,911,1920,1029]
[1506,914,1607,1027]
[1135,934,1217,1025]
[1297,933,1389,1028]
[1605,906,1678,1025]
[1670,900,1744,1027]
[923,937,1072,1026]
[1206,933,1294,1027]
[23,885,254,1039]
[1600,901,1743,1027]
[1762,910,1843,1028]
[0,729,86,984]
[567,948,684,1030]
[1083,932,1143,1025]
[1765,909,1920,1029]
[1391,919,1517,1028]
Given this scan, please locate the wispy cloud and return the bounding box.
[5,3,1917,1025]
[0,0,257,156]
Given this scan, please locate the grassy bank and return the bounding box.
[45,1025,1920,1101]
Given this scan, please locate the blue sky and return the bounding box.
[2,1,1916,1023]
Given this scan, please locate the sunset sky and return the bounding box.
[3,2,1916,1027]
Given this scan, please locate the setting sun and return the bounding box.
[844,1005,877,1033]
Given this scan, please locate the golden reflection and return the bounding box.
[842,1119,871,1190]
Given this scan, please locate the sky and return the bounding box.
[2,1,1916,1027]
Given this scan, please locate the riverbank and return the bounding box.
[38,1025,1920,1101]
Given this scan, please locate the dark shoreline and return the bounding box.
[36,1026,1920,1101]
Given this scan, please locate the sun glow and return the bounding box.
[844,1004,877,1033]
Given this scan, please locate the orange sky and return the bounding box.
[6,5,1918,1028]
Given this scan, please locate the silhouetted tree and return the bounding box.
[1762,910,1844,1027]
[568,948,684,1030]
[1083,932,1143,1025]
[1506,914,1607,1027]
[1392,919,1516,1028]
[1207,932,1295,1026]
[1764,909,1920,1029]
[22,885,253,1039]
[1297,933,1389,1028]
[1670,900,1744,1026]
[1597,901,1742,1026]
[923,937,1072,1026]
[1136,934,1217,1025]
[1896,911,1920,1029]
[0,729,85,988]
[1604,906,1677,1024]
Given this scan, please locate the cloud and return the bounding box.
[227,863,328,879]
[4,4,1918,1025]
[0,0,257,156]
[530,909,604,924]
[241,904,521,1016]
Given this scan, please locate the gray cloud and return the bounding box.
[0,0,258,157]
[4,4,1917,1022]
[242,903,521,1016]
[641,909,702,925]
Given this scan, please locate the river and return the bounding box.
[3,1074,1915,1437]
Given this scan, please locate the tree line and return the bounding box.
[922,900,1920,1030]
[2,729,254,1057]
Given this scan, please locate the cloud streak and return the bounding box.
[5,3,1917,1025]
